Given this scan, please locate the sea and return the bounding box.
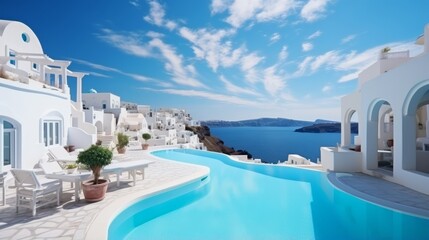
[210,126,344,163]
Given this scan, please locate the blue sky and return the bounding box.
[3,0,429,121]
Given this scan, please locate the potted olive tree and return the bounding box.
[116,133,129,154]
[77,145,113,202]
[142,133,151,150]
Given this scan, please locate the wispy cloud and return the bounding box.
[341,34,356,44]
[97,28,204,88]
[270,32,281,44]
[293,41,424,83]
[149,38,205,88]
[241,52,264,83]
[179,27,241,71]
[70,58,152,82]
[301,0,331,22]
[145,87,262,106]
[302,42,313,52]
[278,45,288,61]
[212,0,300,28]
[97,28,154,57]
[308,30,322,39]
[220,75,260,96]
[263,65,285,96]
[129,0,139,7]
[143,0,177,30]
[322,85,331,92]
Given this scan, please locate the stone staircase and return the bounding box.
[97,135,115,149]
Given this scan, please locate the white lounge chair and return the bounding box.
[47,145,78,166]
[10,169,61,216]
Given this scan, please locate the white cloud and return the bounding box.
[97,29,154,57]
[129,0,139,7]
[292,41,424,83]
[341,34,356,44]
[149,38,205,88]
[308,30,322,39]
[302,42,313,52]
[322,85,331,92]
[270,32,281,44]
[70,58,152,82]
[294,56,314,76]
[220,75,260,96]
[211,0,230,14]
[87,72,111,78]
[301,0,331,22]
[213,0,300,28]
[241,52,264,83]
[179,27,241,71]
[278,45,288,61]
[146,87,262,106]
[144,0,177,30]
[310,50,340,71]
[263,65,285,95]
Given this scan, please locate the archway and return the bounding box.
[368,100,394,174]
[0,116,21,171]
[342,109,359,148]
[95,121,103,134]
[404,82,429,174]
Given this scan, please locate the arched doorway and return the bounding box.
[1,117,20,171]
[405,83,429,174]
[342,109,359,148]
[367,100,394,174]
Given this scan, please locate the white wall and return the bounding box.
[0,80,71,170]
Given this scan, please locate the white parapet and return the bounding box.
[320,147,362,172]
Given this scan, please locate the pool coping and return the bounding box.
[328,172,429,219]
[84,153,210,240]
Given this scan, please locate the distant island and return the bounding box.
[201,118,314,127]
[295,122,358,134]
[201,118,358,134]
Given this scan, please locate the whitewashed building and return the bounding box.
[0,20,96,172]
[321,24,429,195]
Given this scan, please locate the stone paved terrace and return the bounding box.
[0,149,208,240]
[1,149,429,239]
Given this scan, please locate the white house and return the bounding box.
[0,20,96,172]
[321,24,429,195]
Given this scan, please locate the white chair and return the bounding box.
[0,172,6,206]
[10,169,61,216]
[47,145,78,167]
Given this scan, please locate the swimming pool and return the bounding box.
[109,149,429,239]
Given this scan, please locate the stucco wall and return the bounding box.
[0,80,71,170]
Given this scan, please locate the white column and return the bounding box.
[61,66,67,91]
[55,74,59,88]
[39,64,45,83]
[77,75,83,110]
[425,105,429,137]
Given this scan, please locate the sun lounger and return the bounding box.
[102,160,153,187]
[46,145,79,167]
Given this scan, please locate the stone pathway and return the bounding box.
[328,172,429,218]
[0,151,207,240]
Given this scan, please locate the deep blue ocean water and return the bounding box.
[210,126,343,163]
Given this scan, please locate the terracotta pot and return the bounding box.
[142,143,149,150]
[387,139,394,148]
[81,179,108,202]
[117,147,126,154]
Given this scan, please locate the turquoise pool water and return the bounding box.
[109,149,429,240]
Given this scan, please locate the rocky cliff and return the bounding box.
[186,125,252,159]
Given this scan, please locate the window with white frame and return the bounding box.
[43,120,62,146]
[32,62,39,72]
